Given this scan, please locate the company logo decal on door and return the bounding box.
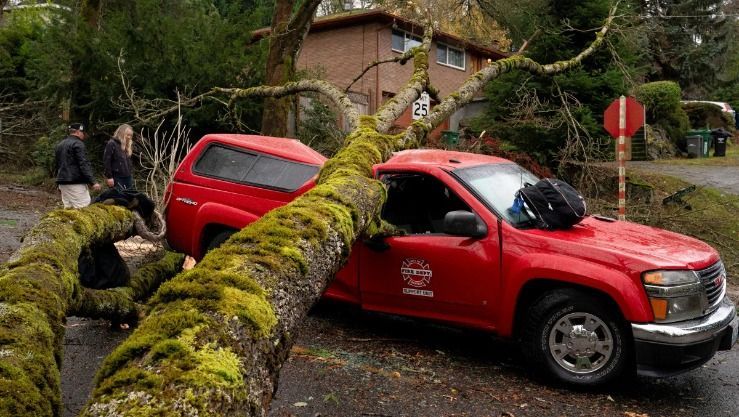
[401,258,433,297]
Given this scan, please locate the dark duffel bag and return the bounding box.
[517,178,587,230]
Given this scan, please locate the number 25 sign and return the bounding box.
[412,92,430,120]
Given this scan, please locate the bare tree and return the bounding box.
[136,101,192,211]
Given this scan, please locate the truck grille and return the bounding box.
[698,261,726,312]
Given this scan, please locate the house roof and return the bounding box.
[253,8,507,61]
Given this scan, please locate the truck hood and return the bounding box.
[522,216,719,271]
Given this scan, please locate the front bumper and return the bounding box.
[631,296,738,377]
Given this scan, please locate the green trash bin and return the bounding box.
[441,130,459,148]
[687,129,711,157]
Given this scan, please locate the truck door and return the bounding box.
[359,171,500,329]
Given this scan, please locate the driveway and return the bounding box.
[629,161,739,195]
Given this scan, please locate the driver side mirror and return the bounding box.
[443,210,487,238]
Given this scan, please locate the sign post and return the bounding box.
[412,92,430,120]
[603,96,644,221]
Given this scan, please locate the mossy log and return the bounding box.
[0,205,135,417]
[81,122,398,416]
[69,251,186,322]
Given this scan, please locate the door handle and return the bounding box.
[175,197,198,206]
[363,236,390,252]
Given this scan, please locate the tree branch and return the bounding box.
[345,49,417,93]
[403,4,617,144]
[215,80,360,131]
[375,13,435,133]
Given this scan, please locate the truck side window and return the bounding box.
[193,144,320,191]
[380,173,470,234]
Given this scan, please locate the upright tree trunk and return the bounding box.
[260,0,322,137]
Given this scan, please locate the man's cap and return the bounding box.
[68,123,85,132]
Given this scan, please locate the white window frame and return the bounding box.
[391,29,422,53]
[436,42,466,71]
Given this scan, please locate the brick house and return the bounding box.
[258,9,507,138]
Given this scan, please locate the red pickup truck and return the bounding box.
[165,133,737,386]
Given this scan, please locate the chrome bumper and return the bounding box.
[632,296,738,346]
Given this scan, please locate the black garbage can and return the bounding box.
[714,137,727,157]
[710,128,732,157]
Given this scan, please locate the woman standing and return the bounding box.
[104,124,134,190]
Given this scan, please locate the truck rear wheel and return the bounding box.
[522,289,630,386]
[205,229,236,253]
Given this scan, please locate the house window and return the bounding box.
[392,29,422,52]
[436,43,465,70]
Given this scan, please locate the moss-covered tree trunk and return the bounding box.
[0,206,135,417]
[0,205,184,417]
[82,122,398,416]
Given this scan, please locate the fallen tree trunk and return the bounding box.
[82,123,397,416]
[0,205,135,417]
[0,206,184,417]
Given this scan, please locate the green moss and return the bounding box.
[219,287,277,338]
[190,344,243,386]
[96,305,205,382]
[129,251,185,300]
[95,367,164,396]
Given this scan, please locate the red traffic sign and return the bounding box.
[604,96,644,138]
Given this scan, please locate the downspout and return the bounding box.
[375,24,381,114]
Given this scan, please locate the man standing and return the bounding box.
[54,123,101,208]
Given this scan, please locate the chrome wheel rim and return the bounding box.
[548,312,614,374]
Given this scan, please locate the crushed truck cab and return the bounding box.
[166,134,737,386]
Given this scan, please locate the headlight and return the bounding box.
[642,270,708,323]
[643,270,700,286]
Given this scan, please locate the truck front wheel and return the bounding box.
[522,289,630,386]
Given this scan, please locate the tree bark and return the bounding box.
[261,0,323,137]
[0,206,136,417]
[0,206,184,417]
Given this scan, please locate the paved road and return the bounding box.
[629,161,739,195]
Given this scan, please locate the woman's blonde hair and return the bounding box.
[113,124,134,156]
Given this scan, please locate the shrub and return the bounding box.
[297,97,346,157]
[633,81,689,142]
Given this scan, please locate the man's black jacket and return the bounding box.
[103,138,132,179]
[54,135,96,185]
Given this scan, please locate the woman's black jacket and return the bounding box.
[103,138,132,179]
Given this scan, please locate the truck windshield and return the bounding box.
[454,163,539,227]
